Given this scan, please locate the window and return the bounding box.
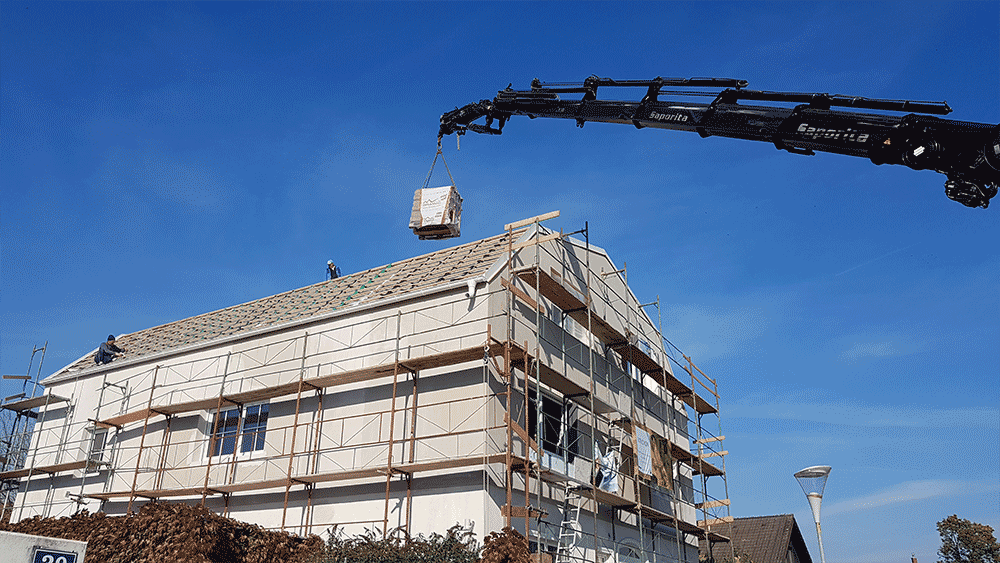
[528,392,563,455]
[527,391,578,461]
[211,409,240,457]
[241,403,269,453]
[86,427,109,471]
[210,403,268,457]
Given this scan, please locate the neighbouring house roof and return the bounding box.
[53,230,525,379]
[703,514,813,563]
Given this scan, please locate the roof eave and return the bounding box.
[43,272,498,387]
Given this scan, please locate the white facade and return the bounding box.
[4,224,731,563]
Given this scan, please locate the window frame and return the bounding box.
[208,401,269,459]
[239,402,269,455]
[84,426,110,473]
[527,390,579,462]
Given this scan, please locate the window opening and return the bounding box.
[87,427,108,470]
[210,403,269,457]
[527,391,578,460]
[527,391,561,456]
[241,403,269,453]
[211,408,241,457]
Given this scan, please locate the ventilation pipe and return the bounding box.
[466,277,485,299]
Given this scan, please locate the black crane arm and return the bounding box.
[439,76,1000,208]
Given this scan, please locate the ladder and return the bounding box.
[556,482,585,563]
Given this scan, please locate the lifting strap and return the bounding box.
[422,139,457,190]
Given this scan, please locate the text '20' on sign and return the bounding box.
[33,549,78,563]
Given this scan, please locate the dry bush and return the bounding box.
[0,502,323,563]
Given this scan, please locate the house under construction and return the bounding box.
[1,214,733,563]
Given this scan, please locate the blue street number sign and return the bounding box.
[32,549,78,563]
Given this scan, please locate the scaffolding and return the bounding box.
[0,343,62,521]
[503,215,734,563]
[3,217,733,563]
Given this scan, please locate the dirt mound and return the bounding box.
[0,502,324,563]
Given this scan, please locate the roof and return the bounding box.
[53,230,524,379]
[719,514,814,563]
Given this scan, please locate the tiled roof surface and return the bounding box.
[60,231,522,374]
[720,514,813,563]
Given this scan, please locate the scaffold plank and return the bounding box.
[688,393,718,415]
[513,265,718,414]
[696,498,731,509]
[213,477,294,494]
[638,505,706,537]
[501,505,529,518]
[514,267,587,313]
[659,374,717,415]
[509,339,621,417]
[501,504,546,518]
[84,486,218,501]
[0,460,87,480]
[609,338,662,377]
[667,440,695,463]
[706,531,731,543]
[514,265,622,346]
[101,408,153,427]
[88,418,119,429]
[690,457,724,477]
[1,394,70,413]
[510,232,562,251]
[698,516,735,527]
[395,453,507,475]
[504,211,560,231]
[89,453,511,501]
[590,487,636,508]
[693,435,725,444]
[98,343,508,426]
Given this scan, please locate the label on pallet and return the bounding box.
[409,185,462,240]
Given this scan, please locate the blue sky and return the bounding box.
[2,2,997,561]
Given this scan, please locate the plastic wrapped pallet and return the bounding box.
[410,185,462,240]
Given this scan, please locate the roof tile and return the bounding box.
[60,230,522,375]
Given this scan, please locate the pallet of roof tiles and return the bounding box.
[409,185,463,240]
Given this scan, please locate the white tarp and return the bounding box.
[596,444,619,494]
[634,426,652,476]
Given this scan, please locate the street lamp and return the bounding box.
[794,465,831,563]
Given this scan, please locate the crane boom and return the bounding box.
[439,76,1000,208]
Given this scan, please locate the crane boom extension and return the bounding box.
[439,76,1000,208]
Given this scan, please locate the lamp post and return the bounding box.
[794,465,831,563]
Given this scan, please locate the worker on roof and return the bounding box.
[327,260,340,280]
[94,334,126,365]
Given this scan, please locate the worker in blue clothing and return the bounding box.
[94,334,127,365]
